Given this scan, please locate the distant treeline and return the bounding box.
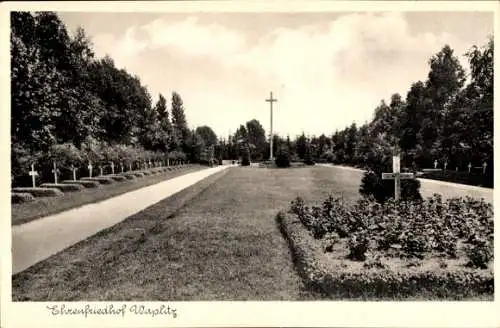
[220,37,493,179]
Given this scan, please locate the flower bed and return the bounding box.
[81,177,115,185]
[40,183,84,192]
[62,180,100,188]
[12,187,63,198]
[277,194,494,300]
[12,192,35,204]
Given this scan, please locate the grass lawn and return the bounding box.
[11,165,204,226]
[12,166,352,301]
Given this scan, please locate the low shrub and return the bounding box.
[465,236,493,269]
[12,187,63,197]
[62,180,100,188]
[81,177,115,185]
[359,170,422,204]
[347,229,370,261]
[40,183,84,192]
[241,148,251,166]
[12,192,35,203]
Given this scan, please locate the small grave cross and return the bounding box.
[129,163,132,172]
[110,161,115,175]
[468,162,472,173]
[29,163,38,188]
[434,160,438,169]
[483,161,487,175]
[120,162,124,173]
[71,164,78,181]
[444,161,448,171]
[382,155,415,201]
[99,165,103,176]
[88,161,93,178]
[52,161,60,184]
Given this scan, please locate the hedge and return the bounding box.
[62,180,100,188]
[81,177,115,185]
[40,183,84,192]
[12,187,63,197]
[12,192,35,203]
[276,212,493,300]
[420,170,493,188]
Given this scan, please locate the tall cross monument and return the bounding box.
[265,91,277,161]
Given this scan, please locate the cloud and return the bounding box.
[90,12,477,137]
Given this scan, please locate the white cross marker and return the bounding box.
[444,161,448,171]
[110,161,115,175]
[99,165,103,176]
[483,162,487,174]
[120,162,124,173]
[381,155,415,201]
[29,163,38,188]
[71,164,78,181]
[52,161,60,184]
[468,162,472,173]
[88,161,93,178]
[128,163,132,172]
[434,160,438,169]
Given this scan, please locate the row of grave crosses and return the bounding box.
[28,159,189,188]
[433,160,488,174]
[383,156,489,201]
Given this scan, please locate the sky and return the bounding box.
[58,11,493,139]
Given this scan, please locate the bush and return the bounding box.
[62,180,100,188]
[359,170,422,204]
[275,147,291,168]
[12,187,63,197]
[241,147,251,166]
[12,192,35,203]
[347,229,370,261]
[466,237,493,269]
[40,183,84,192]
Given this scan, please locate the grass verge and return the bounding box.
[12,166,343,301]
[276,211,494,300]
[11,165,204,226]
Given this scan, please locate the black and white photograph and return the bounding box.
[1,1,497,327]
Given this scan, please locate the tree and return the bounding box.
[246,119,266,160]
[195,126,218,148]
[155,93,172,152]
[171,91,190,151]
[296,133,307,159]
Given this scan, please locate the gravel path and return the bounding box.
[12,165,232,274]
[318,164,493,203]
